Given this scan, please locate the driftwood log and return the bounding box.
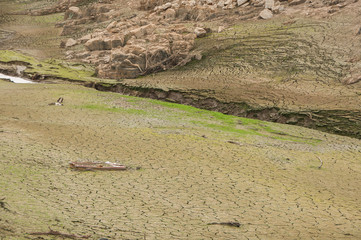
[207,222,241,227]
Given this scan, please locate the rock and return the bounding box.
[110,36,124,48]
[189,0,196,6]
[65,52,74,59]
[227,3,235,9]
[259,9,273,19]
[289,0,306,6]
[130,24,156,39]
[106,21,117,31]
[156,2,172,12]
[85,37,111,51]
[194,27,207,38]
[237,0,249,6]
[124,45,146,56]
[264,0,274,9]
[218,26,226,33]
[65,38,77,48]
[164,8,176,19]
[252,0,266,7]
[217,0,225,7]
[78,34,92,44]
[64,6,81,20]
[271,3,281,13]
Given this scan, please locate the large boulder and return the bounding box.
[85,37,111,51]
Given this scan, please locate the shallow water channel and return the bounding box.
[0,73,34,83]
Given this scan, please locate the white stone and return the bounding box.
[259,9,273,19]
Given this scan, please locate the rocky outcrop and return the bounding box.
[89,25,197,79]
[58,0,358,79]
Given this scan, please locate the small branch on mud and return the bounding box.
[29,229,90,239]
[0,198,11,212]
[317,156,323,169]
[226,140,243,146]
[207,222,241,227]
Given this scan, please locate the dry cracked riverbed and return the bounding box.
[0,81,361,239]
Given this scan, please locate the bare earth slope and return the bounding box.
[1,81,361,239]
[0,0,360,138]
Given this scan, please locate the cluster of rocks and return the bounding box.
[56,0,287,79]
[57,0,354,79]
[64,15,199,79]
[141,0,290,21]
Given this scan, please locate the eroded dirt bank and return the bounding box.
[94,81,361,139]
[1,81,361,239]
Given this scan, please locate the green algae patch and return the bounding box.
[80,104,146,115]
[148,99,237,123]
[146,98,321,144]
[0,50,116,83]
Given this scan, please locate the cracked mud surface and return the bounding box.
[1,81,360,239]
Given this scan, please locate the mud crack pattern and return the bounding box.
[0,82,361,239]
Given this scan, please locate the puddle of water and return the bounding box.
[0,73,35,84]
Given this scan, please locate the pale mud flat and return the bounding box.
[0,81,360,240]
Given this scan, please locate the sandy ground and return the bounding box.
[0,81,360,239]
